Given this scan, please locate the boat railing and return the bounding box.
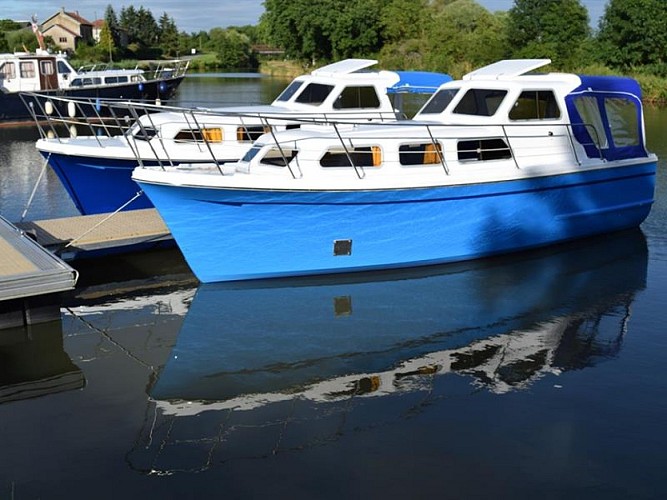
[76,59,190,80]
[19,92,606,177]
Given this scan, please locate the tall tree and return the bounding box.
[97,21,117,62]
[506,0,590,68]
[103,4,121,49]
[158,13,180,57]
[597,0,667,69]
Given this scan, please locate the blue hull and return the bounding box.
[43,152,153,215]
[136,161,656,282]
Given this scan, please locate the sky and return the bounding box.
[3,0,609,34]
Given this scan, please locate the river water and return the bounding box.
[0,74,666,499]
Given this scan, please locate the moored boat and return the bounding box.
[29,59,450,215]
[131,59,658,283]
[1,50,188,124]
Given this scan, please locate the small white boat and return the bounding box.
[30,59,450,214]
[131,59,658,283]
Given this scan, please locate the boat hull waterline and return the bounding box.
[134,160,656,282]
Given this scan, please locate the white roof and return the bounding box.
[463,59,552,81]
[311,58,378,77]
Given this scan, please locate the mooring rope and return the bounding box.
[19,153,51,222]
[64,190,144,248]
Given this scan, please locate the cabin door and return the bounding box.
[38,58,58,90]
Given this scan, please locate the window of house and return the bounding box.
[453,89,507,116]
[333,86,381,109]
[509,90,560,120]
[59,37,67,43]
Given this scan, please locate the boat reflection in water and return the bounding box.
[0,320,84,404]
[130,229,648,473]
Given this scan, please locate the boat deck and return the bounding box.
[0,215,77,302]
[16,208,172,259]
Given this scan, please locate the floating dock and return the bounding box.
[2,209,176,328]
[16,208,172,259]
[0,215,78,329]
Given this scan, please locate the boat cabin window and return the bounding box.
[70,77,102,86]
[572,96,608,149]
[0,62,16,79]
[419,88,459,114]
[20,61,36,78]
[320,146,382,167]
[604,97,640,146]
[259,148,297,167]
[509,90,560,120]
[237,125,270,142]
[399,143,443,165]
[275,81,304,102]
[295,83,335,105]
[57,60,72,76]
[333,86,381,109]
[104,76,129,84]
[453,89,507,116]
[457,138,511,161]
[173,128,223,143]
[131,127,157,141]
[40,60,55,75]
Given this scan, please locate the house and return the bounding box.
[41,8,94,51]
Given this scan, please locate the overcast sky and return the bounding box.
[5,0,609,34]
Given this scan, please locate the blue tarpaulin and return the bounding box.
[389,72,453,94]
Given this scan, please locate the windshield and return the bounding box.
[419,88,460,114]
[275,81,304,102]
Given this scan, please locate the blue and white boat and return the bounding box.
[1,50,187,124]
[132,59,658,283]
[31,59,451,215]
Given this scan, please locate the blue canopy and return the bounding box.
[388,71,453,94]
[565,75,648,161]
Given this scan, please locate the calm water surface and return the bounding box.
[0,75,666,499]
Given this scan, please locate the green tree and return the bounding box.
[103,4,121,49]
[208,28,255,68]
[158,13,180,57]
[261,0,334,63]
[423,0,507,72]
[597,0,667,70]
[262,0,391,63]
[380,0,427,43]
[97,22,118,62]
[330,0,388,59]
[506,0,591,69]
